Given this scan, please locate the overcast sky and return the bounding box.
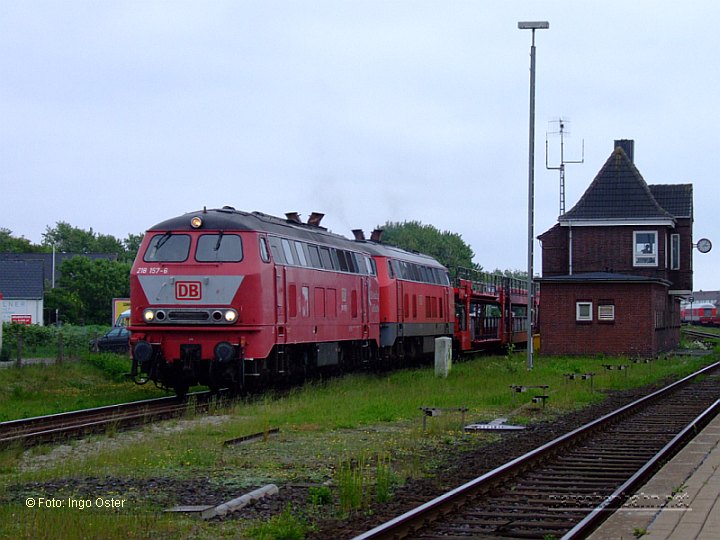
[1,1,717,290]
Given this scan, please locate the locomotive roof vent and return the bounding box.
[285,212,302,224]
[370,228,384,242]
[352,229,365,241]
[307,212,325,227]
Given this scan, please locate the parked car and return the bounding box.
[89,326,130,353]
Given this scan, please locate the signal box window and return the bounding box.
[598,304,615,322]
[670,234,680,270]
[634,231,658,266]
[576,301,593,322]
[144,233,191,262]
[196,234,243,262]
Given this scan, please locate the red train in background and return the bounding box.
[680,303,719,326]
[129,207,535,395]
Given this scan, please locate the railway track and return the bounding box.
[355,361,720,540]
[0,392,221,448]
[681,326,720,342]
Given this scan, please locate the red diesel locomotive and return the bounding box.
[129,207,534,396]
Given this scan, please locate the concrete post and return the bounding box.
[434,337,452,378]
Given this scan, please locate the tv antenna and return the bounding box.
[546,118,584,215]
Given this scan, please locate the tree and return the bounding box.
[122,233,144,263]
[0,228,45,253]
[41,221,125,254]
[377,220,480,271]
[51,256,131,324]
[492,268,529,281]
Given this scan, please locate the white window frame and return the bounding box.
[576,301,593,322]
[598,304,615,321]
[634,231,658,267]
[670,234,680,270]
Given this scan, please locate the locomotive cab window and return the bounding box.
[196,234,243,262]
[144,233,191,262]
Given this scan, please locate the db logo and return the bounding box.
[175,281,202,300]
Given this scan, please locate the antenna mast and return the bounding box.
[546,118,584,215]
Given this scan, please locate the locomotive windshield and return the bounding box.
[143,233,191,262]
[196,234,243,262]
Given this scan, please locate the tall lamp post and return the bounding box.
[518,20,549,370]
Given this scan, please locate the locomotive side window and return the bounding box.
[144,233,191,262]
[281,239,295,265]
[336,249,350,272]
[346,252,358,273]
[319,247,334,270]
[196,234,243,262]
[294,241,308,266]
[259,237,270,262]
[386,257,449,284]
[307,245,322,268]
[267,236,285,264]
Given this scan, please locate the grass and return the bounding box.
[0,347,717,539]
[0,353,166,421]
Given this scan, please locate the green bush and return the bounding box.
[1,323,109,359]
[84,353,132,381]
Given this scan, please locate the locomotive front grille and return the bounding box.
[168,310,210,322]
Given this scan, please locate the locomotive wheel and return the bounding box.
[174,384,189,399]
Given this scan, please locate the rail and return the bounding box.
[0,391,221,448]
[354,361,720,539]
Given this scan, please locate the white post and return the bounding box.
[434,337,452,378]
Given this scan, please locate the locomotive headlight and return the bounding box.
[224,309,238,322]
[190,216,203,228]
[143,309,155,322]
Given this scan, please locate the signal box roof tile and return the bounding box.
[559,146,685,222]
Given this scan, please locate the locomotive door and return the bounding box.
[362,276,372,338]
[274,266,286,340]
[396,280,404,323]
